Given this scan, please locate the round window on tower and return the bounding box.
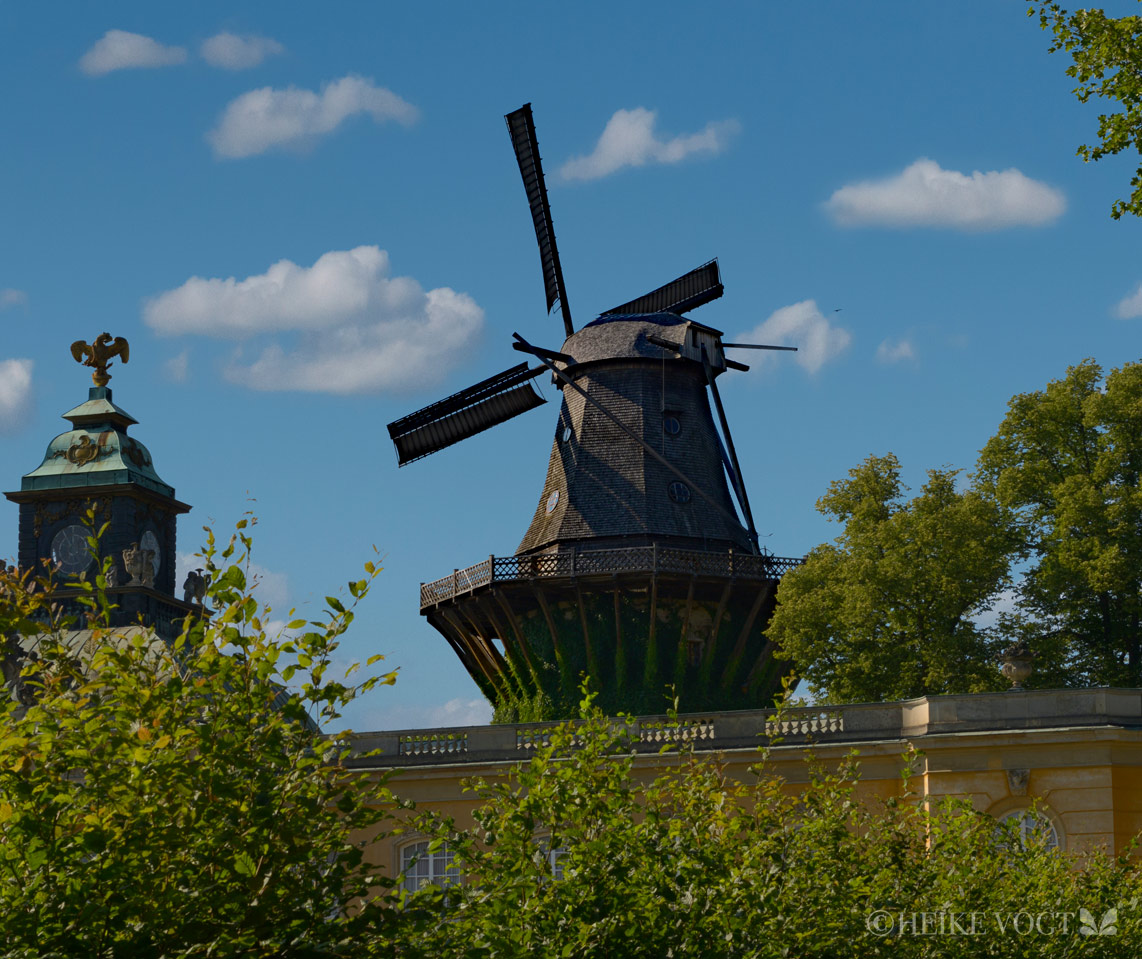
[51,525,92,577]
[662,414,681,436]
[668,482,691,504]
[140,530,161,578]
[546,489,561,514]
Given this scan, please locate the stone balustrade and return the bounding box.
[347,687,1142,769]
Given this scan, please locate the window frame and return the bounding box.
[398,839,460,894]
[994,808,1061,852]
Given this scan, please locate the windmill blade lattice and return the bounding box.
[506,103,573,337]
[387,363,545,466]
[600,259,723,318]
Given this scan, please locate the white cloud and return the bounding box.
[164,350,189,383]
[201,32,284,70]
[560,108,739,182]
[876,337,915,364]
[247,562,290,612]
[0,289,28,311]
[1113,283,1142,319]
[825,158,1065,230]
[362,697,493,731]
[144,245,484,394]
[207,75,417,158]
[0,358,34,433]
[736,300,851,375]
[79,29,187,76]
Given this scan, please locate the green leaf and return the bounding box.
[233,849,257,877]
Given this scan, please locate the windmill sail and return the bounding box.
[387,363,545,466]
[600,259,723,317]
[506,104,574,338]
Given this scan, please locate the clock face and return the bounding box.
[51,525,92,576]
[140,530,160,576]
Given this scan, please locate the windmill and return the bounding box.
[387,104,801,722]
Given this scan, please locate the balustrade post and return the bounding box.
[489,555,495,584]
[452,569,458,596]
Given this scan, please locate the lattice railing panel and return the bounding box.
[422,546,803,608]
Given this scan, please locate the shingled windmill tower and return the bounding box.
[388,105,801,721]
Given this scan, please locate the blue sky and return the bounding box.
[2,2,1140,731]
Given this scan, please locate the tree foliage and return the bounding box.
[766,455,1014,703]
[0,518,403,958]
[402,693,1142,958]
[977,358,1142,686]
[767,360,1142,704]
[1033,1,1142,218]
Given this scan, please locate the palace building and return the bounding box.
[9,297,1142,897]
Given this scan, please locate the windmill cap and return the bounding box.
[562,312,726,368]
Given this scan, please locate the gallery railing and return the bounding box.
[420,545,804,609]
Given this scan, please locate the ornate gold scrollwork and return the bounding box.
[32,498,110,539]
[50,434,110,468]
[66,435,99,466]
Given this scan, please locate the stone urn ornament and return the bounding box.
[999,640,1037,690]
[182,568,210,605]
[122,542,154,588]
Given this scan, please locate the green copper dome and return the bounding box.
[20,387,175,497]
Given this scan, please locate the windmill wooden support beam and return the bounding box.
[418,544,798,721]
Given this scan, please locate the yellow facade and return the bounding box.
[351,687,1142,871]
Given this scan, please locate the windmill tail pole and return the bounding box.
[722,343,799,351]
[512,333,754,550]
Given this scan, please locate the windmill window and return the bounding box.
[668,482,691,504]
[546,489,560,514]
[662,414,681,436]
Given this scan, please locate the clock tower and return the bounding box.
[4,335,195,636]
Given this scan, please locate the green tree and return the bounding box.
[401,693,1142,958]
[1033,1,1142,218]
[976,358,1142,687]
[0,518,404,958]
[765,455,1014,704]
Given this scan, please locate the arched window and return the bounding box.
[399,840,459,894]
[996,809,1060,851]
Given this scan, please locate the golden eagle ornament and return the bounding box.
[70,333,129,387]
